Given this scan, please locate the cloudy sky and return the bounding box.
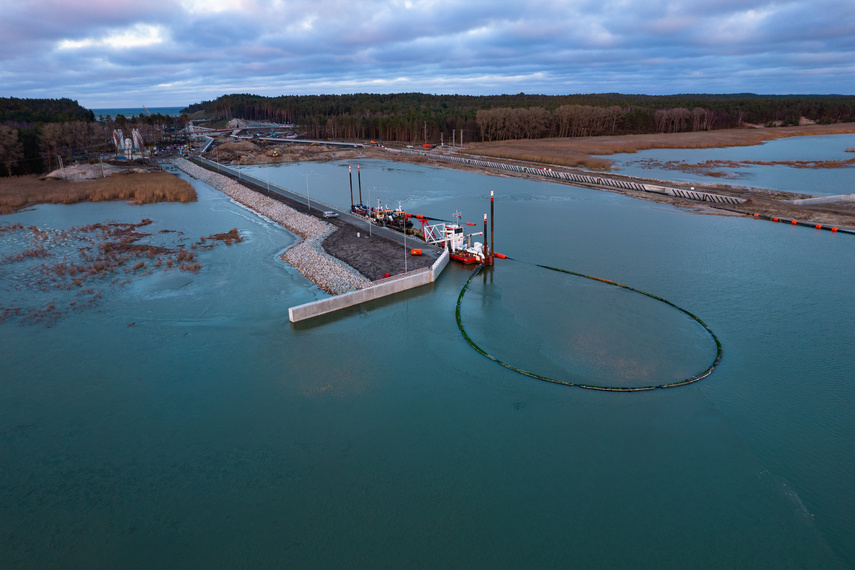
[2,0,853,109]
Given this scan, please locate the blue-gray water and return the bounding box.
[2,150,854,567]
[600,133,855,196]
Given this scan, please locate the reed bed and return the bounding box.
[0,171,196,214]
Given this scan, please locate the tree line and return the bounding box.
[3,93,855,177]
[0,97,187,176]
[185,92,855,143]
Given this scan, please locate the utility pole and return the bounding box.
[424,121,427,143]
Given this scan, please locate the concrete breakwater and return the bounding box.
[288,251,449,323]
[169,158,369,295]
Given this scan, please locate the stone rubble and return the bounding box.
[169,158,370,295]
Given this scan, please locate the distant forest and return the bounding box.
[0,97,185,176]
[3,93,855,177]
[185,93,855,142]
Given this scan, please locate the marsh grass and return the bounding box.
[0,172,196,214]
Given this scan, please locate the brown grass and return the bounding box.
[0,171,196,214]
[467,123,855,171]
[207,228,243,245]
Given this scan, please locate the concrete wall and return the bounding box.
[430,249,449,282]
[288,250,450,323]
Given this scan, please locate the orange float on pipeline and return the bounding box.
[816,224,823,229]
[410,249,422,256]
[791,220,798,225]
[494,253,507,259]
[773,217,780,222]
[832,227,839,232]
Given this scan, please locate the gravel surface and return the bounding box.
[170,158,370,294]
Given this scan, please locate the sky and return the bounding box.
[1,0,854,109]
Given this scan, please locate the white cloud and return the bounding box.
[57,24,167,51]
[1,0,851,107]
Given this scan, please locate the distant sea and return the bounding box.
[90,106,185,119]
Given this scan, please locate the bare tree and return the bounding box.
[40,123,63,171]
[0,125,24,176]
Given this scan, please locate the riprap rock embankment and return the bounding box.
[170,158,370,295]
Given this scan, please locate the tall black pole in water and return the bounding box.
[489,190,495,265]
[483,213,488,261]
[358,165,363,206]
[349,165,354,208]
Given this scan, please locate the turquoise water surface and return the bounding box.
[2,152,854,567]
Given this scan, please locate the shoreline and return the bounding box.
[198,125,855,230]
[169,158,370,295]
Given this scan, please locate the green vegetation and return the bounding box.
[185,92,855,143]
[3,93,854,177]
[0,97,94,124]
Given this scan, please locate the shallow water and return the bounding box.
[600,133,855,196]
[2,157,854,567]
